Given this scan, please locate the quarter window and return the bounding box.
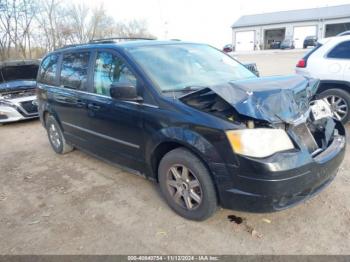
[38,54,59,85]
[328,41,350,59]
[60,52,90,90]
[94,51,137,96]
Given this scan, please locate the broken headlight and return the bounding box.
[226,129,294,158]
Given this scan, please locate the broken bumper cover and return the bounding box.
[215,133,346,212]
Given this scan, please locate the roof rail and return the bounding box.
[55,43,89,51]
[54,37,156,51]
[89,37,156,44]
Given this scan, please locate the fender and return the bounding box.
[37,85,62,129]
[317,80,350,94]
[144,126,229,178]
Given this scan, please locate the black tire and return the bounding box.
[158,147,218,221]
[319,89,350,124]
[46,116,74,154]
[303,45,307,49]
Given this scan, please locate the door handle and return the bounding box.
[76,100,86,107]
[87,103,101,111]
[54,94,68,103]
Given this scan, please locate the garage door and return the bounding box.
[235,31,255,51]
[293,26,317,49]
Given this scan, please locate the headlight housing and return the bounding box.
[226,128,294,158]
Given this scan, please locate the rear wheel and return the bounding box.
[158,148,218,221]
[319,89,350,124]
[46,116,73,154]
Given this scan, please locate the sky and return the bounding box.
[76,0,350,48]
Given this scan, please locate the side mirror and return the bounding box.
[110,82,143,102]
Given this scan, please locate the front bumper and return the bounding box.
[0,97,38,123]
[214,132,346,212]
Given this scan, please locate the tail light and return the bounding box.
[296,59,306,68]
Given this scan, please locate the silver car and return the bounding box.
[0,60,39,123]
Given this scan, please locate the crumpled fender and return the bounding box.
[145,126,226,174]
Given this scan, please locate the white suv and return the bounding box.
[296,35,350,123]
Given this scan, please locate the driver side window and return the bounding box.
[93,51,137,96]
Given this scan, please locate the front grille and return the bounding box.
[292,123,319,154]
[20,100,38,114]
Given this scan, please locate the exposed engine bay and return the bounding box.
[180,75,344,157]
[0,60,39,123]
[0,88,36,99]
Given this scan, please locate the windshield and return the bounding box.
[127,43,256,92]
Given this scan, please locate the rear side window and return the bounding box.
[327,41,350,59]
[38,54,59,85]
[60,52,90,90]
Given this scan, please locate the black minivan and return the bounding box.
[37,39,346,220]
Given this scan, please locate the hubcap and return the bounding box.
[323,95,348,121]
[49,123,61,149]
[166,165,202,210]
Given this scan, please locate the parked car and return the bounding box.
[296,35,350,123]
[280,39,295,49]
[222,44,234,53]
[270,41,281,49]
[337,30,350,36]
[303,36,318,48]
[0,60,39,123]
[37,39,346,220]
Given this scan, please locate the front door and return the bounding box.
[82,50,145,171]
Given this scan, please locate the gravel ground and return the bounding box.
[0,50,349,255]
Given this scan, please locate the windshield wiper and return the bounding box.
[161,85,206,93]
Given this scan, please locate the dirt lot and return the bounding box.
[1,50,350,255]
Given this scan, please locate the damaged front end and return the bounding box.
[0,60,39,123]
[180,75,346,158]
[180,74,346,211]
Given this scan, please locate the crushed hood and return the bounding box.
[181,75,319,124]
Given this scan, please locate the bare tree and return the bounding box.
[122,19,154,38]
[0,0,154,60]
[67,3,89,43]
[0,0,37,59]
[87,4,120,40]
[17,0,37,58]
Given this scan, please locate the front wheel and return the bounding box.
[158,148,218,221]
[319,89,350,124]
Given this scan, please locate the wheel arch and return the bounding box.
[40,103,63,130]
[317,80,350,95]
[150,140,221,202]
[150,141,214,181]
[146,127,225,179]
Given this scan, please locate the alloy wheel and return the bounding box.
[323,95,348,121]
[49,123,61,149]
[166,164,202,210]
